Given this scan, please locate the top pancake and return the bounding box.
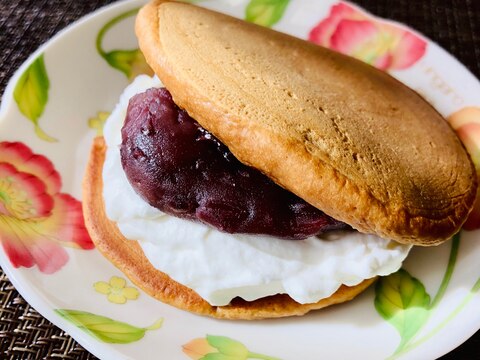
[136,0,477,245]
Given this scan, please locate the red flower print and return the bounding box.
[309,2,427,70]
[0,142,94,273]
[448,107,480,230]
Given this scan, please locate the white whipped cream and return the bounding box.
[102,75,411,306]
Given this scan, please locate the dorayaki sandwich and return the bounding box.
[82,0,477,319]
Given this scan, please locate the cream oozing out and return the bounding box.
[102,75,411,306]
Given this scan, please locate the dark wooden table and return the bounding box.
[1,1,479,359]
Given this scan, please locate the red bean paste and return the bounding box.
[120,88,348,240]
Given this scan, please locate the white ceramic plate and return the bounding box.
[1,1,480,359]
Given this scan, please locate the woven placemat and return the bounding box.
[0,0,479,359]
[0,273,96,359]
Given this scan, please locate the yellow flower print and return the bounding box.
[94,276,139,304]
[88,111,110,136]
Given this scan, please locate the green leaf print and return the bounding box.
[391,275,480,359]
[96,8,153,80]
[379,234,470,359]
[245,0,290,27]
[102,49,151,80]
[375,269,431,351]
[207,335,250,357]
[13,54,56,142]
[202,354,238,360]
[55,309,162,344]
[376,233,463,358]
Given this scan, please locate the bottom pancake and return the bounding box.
[82,137,376,320]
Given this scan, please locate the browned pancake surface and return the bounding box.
[83,137,375,320]
[136,0,477,245]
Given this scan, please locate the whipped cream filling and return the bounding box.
[102,75,412,306]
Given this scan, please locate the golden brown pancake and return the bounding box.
[83,137,375,320]
[136,0,477,245]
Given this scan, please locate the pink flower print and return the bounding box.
[448,107,480,230]
[309,2,427,70]
[0,142,94,273]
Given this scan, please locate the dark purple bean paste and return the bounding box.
[120,88,348,240]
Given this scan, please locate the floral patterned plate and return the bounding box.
[1,0,480,359]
